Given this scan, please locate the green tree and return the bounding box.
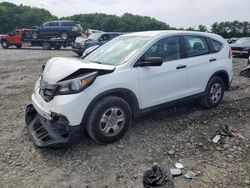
[198,25,207,32]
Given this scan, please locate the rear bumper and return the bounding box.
[25,104,82,147]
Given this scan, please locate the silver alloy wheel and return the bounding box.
[61,32,68,40]
[210,83,222,104]
[2,42,7,47]
[32,32,38,39]
[99,107,125,137]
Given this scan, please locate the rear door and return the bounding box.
[41,22,59,37]
[136,35,189,108]
[182,35,213,95]
[48,21,60,37]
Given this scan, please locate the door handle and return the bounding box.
[209,58,217,62]
[176,64,187,70]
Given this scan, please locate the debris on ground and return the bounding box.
[143,164,174,188]
[184,171,196,180]
[217,124,233,137]
[239,65,250,78]
[168,149,175,155]
[175,162,184,169]
[170,168,182,177]
[212,135,221,143]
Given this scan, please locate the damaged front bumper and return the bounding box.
[25,104,82,147]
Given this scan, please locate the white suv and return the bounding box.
[25,30,233,147]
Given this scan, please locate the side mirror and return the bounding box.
[136,57,163,67]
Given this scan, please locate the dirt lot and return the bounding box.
[0,47,249,188]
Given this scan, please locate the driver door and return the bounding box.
[9,30,21,45]
[136,36,188,109]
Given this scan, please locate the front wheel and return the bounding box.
[1,40,9,49]
[86,96,132,144]
[16,44,22,49]
[200,76,225,108]
[42,42,51,50]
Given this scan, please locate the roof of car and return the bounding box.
[125,30,216,37]
[124,30,224,42]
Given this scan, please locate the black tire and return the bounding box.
[42,42,51,50]
[77,52,83,56]
[16,44,22,49]
[1,40,9,49]
[54,44,62,50]
[200,76,225,108]
[32,32,38,39]
[61,31,68,40]
[86,96,132,144]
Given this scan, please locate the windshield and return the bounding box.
[235,38,250,44]
[84,35,151,66]
[88,33,103,40]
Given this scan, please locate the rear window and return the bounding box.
[184,35,209,57]
[49,22,59,26]
[210,39,222,52]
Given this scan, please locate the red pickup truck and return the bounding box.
[0,29,34,49]
[0,28,74,50]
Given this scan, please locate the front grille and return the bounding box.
[39,79,58,102]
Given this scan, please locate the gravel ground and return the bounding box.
[0,47,249,188]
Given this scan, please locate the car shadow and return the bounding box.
[36,100,207,156]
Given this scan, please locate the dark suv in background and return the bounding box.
[72,32,123,56]
[32,20,82,40]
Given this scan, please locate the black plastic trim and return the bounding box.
[25,104,81,147]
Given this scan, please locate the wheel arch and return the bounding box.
[210,70,230,90]
[81,88,140,124]
[0,38,9,43]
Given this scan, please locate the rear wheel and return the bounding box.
[86,96,132,144]
[42,42,51,50]
[54,44,62,50]
[200,76,225,108]
[1,40,9,49]
[61,31,68,40]
[16,44,22,49]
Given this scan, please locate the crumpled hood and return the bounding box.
[43,57,115,84]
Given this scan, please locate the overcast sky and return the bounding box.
[1,0,250,28]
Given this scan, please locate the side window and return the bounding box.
[43,22,50,27]
[49,22,59,27]
[12,31,19,36]
[184,36,209,57]
[210,39,222,53]
[99,34,109,41]
[61,22,74,26]
[109,34,119,39]
[143,36,181,62]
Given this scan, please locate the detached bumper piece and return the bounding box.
[25,104,81,147]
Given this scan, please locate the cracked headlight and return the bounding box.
[57,72,97,95]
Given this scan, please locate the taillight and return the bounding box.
[229,48,233,59]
